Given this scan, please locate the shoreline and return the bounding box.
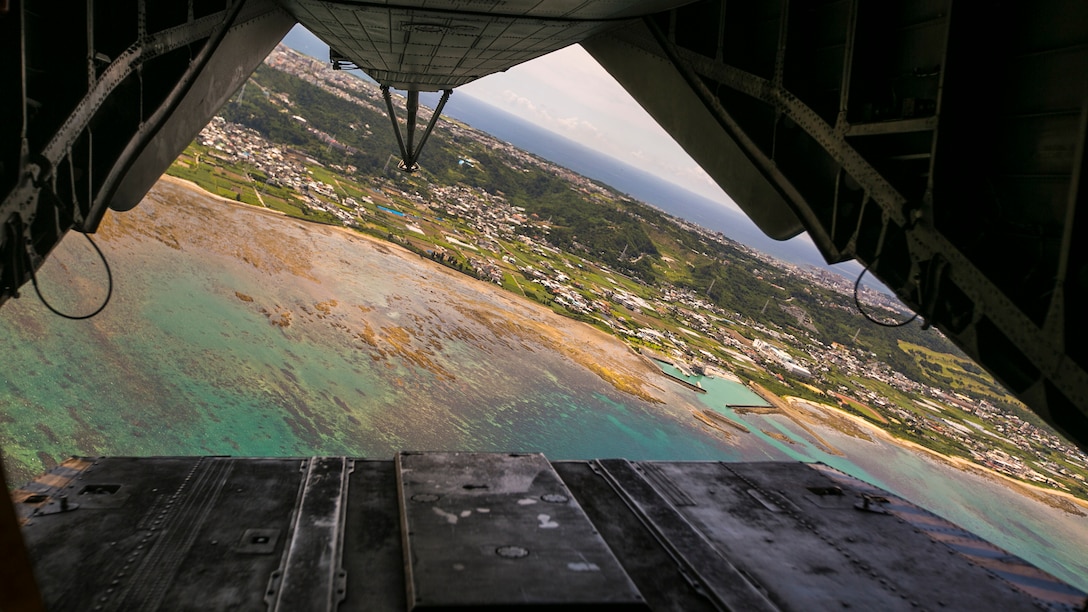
[161,174,296,221]
[156,176,676,404]
[787,396,1088,513]
[654,367,708,394]
[160,175,1088,513]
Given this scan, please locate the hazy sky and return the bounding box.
[459,45,741,210]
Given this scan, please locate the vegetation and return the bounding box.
[164,51,1088,498]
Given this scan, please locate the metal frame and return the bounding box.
[585,0,1088,446]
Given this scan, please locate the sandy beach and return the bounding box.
[785,396,1088,514]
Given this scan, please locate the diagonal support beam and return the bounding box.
[381,86,451,173]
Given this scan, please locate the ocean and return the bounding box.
[1,180,1085,590]
[0,180,768,480]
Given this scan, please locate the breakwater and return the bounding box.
[650,358,708,394]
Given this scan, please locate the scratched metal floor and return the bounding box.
[12,454,1087,611]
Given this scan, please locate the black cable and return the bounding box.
[853,260,918,328]
[29,232,113,320]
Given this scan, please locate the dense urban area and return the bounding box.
[168,44,1088,500]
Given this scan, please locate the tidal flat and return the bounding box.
[2,177,1088,590]
[0,177,774,485]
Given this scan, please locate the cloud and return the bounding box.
[495,89,605,145]
[501,90,537,112]
[462,45,743,211]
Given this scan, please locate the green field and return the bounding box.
[899,339,1015,405]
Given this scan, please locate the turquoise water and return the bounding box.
[2,180,1087,591]
[657,362,889,487]
[656,364,769,408]
[655,361,1088,589]
[1,181,752,483]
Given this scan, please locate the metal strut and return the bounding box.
[380,86,452,173]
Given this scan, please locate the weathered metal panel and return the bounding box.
[396,451,646,609]
[657,461,1047,611]
[11,456,1086,610]
[267,457,351,612]
[18,457,306,611]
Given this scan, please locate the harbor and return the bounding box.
[653,360,770,410]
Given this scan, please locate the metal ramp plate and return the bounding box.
[623,461,1048,611]
[14,457,307,612]
[395,452,646,610]
[12,456,1086,610]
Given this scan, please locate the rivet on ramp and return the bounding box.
[495,545,529,559]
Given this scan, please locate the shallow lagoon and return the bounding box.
[1,179,1087,590]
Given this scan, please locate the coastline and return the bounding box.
[160,174,294,221]
[745,383,843,457]
[159,174,1088,515]
[156,175,676,405]
[787,396,1088,514]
